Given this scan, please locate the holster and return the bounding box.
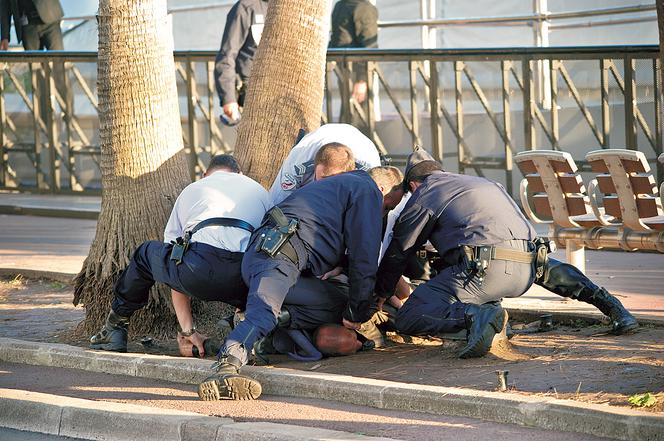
[255,207,299,265]
[169,232,191,265]
[533,237,555,281]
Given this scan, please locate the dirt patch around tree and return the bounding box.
[1,275,662,414]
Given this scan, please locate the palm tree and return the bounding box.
[73,0,191,336]
[658,0,664,94]
[234,0,330,188]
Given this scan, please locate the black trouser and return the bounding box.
[395,239,535,336]
[112,240,247,317]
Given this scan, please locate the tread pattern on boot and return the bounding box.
[198,374,262,401]
[459,308,507,359]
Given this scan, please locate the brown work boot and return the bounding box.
[197,354,261,401]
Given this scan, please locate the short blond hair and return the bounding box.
[314,142,356,178]
[368,166,403,194]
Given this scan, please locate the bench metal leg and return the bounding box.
[566,239,585,274]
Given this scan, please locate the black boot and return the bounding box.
[198,354,262,401]
[90,310,130,352]
[459,303,507,359]
[536,259,638,335]
[582,287,639,335]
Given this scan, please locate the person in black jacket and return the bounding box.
[198,170,387,401]
[214,0,267,124]
[0,0,64,50]
[329,0,378,127]
[375,148,638,360]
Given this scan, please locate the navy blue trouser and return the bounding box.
[396,239,535,336]
[112,240,247,317]
[284,276,349,330]
[220,231,309,365]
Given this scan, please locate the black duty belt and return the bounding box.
[170,217,255,264]
[462,244,537,286]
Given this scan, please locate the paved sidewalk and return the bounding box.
[0,193,100,219]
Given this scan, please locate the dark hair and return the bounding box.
[207,154,241,174]
[403,161,444,191]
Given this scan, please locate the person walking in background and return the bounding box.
[0,0,64,51]
[329,0,378,127]
[214,0,268,125]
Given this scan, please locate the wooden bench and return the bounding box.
[586,149,664,232]
[514,150,618,273]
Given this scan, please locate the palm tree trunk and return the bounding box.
[234,0,330,188]
[73,0,191,337]
[658,0,664,97]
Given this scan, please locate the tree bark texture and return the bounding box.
[73,0,191,337]
[234,0,330,188]
[658,0,664,98]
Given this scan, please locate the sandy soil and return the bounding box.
[1,276,662,414]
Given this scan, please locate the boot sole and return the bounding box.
[611,319,639,335]
[459,308,507,359]
[89,343,127,353]
[198,374,262,401]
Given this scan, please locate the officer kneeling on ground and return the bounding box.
[89,155,271,355]
[197,165,390,401]
[374,148,638,359]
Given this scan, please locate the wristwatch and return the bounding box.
[179,326,197,337]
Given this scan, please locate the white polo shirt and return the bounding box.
[269,123,381,205]
[163,171,271,252]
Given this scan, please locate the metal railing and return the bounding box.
[0,45,662,196]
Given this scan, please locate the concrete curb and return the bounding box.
[0,338,662,441]
[0,388,393,441]
[0,204,99,219]
[0,268,76,284]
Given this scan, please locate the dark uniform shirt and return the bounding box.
[214,0,268,106]
[277,170,383,322]
[375,171,536,297]
[329,0,377,79]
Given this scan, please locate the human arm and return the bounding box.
[375,200,437,300]
[342,185,383,326]
[172,290,206,356]
[214,2,251,107]
[1,0,12,46]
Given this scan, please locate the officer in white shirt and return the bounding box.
[90,155,272,354]
[269,123,381,205]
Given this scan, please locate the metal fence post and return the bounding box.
[186,58,199,179]
[43,61,60,192]
[522,58,535,150]
[409,60,421,147]
[454,61,464,173]
[0,66,5,188]
[550,60,559,149]
[600,59,611,148]
[30,63,45,189]
[502,60,513,195]
[624,57,637,150]
[428,60,443,163]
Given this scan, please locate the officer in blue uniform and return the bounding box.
[197,170,384,401]
[375,148,638,359]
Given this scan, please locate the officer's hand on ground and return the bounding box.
[0,39,9,51]
[352,80,368,103]
[177,331,207,357]
[342,318,361,331]
[319,266,343,280]
[222,102,241,120]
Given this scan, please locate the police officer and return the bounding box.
[375,148,638,359]
[269,123,381,205]
[197,169,386,401]
[90,155,271,355]
[214,0,267,124]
